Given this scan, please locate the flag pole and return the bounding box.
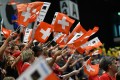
[14,25,21,33]
[45,40,54,46]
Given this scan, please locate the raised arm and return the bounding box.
[0,33,15,58]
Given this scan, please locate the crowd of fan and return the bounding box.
[0,32,120,80]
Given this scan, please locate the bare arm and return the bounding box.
[0,33,15,58]
[11,54,21,68]
[11,39,33,68]
[48,50,61,67]
[62,69,81,80]
[69,58,84,68]
[0,38,10,58]
[55,50,68,62]
[58,56,72,72]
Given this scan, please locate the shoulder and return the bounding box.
[21,62,30,73]
[99,73,110,80]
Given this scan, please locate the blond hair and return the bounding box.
[21,49,34,62]
[3,77,15,80]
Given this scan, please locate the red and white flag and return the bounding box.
[80,37,103,51]
[84,58,99,76]
[17,1,50,27]
[67,32,84,44]
[73,26,99,48]
[75,26,99,43]
[73,29,92,48]
[34,22,53,43]
[53,32,66,44]
[67,22,87,43]
[1,26,12,38]
[52,12,75,34]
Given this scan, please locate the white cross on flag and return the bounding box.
[52,12,75,34]
[53,32,63,42]
[34,22,53,43]
[53,32,67,45]
[84,58,99,76]
[17,1,50,27]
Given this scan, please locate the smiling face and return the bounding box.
[7,56,15,66]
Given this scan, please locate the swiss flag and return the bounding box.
[67,32,84,45]
[1,26,12,38]
[58,34,69,46]
[76,47,85,54]
[80,37,103,51]
[75,26,99,44]
[17,1,44,27]
[52,12,75,34]
[73,29,92,48]
[73,26,99,48]
[67,22,87,43]
[34,22,53,43]
[84,58,99,76]
[53,31,69,46]
[53,32,66,45]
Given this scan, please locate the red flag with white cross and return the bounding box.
[52,12,75,34]
[53,32,66,45]
[17,2,44,27]
[74,26,99,44]
[80,37,103,51]
[73,26,99,48]
[34,22,53,43]
[84,58,99,76]
[67,22,87,43]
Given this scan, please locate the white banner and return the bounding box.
[17,56,52,80]
[60,1,79,20]
[36,2,51,23]
[23,28,32,43]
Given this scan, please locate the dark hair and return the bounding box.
[18,43,25,51]
[48,50,52,57]
[34,42,39,46]
[99,56,115,71]
[32,46,42,57]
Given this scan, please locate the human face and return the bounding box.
[5,46,11,53]
[7,56,15,66]
[13,46,20,52]
[110,60,118,73]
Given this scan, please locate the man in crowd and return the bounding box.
[99,56,119,80]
